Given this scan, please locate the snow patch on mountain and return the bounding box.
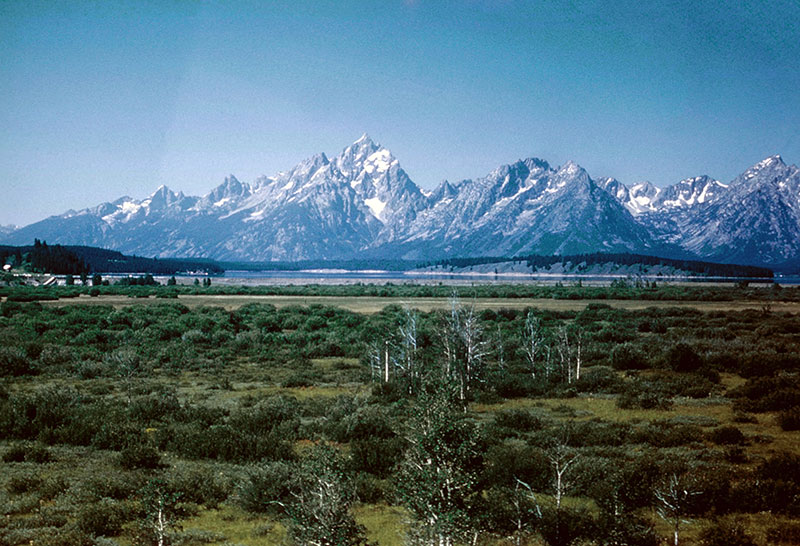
[364,197,387,220]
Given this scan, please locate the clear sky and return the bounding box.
[2,0,799,226]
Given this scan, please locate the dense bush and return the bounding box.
[167,465,231,508]
[75,498,129,537]
[665,342,703,372]
[1,289,799,543]
[118,443,165,470]
[0,346,36,376]
[538,506,596,546]
[707,426,746,446]
[617,380,672,410]
[235,461,294,514]
[575,366,624,393]
[610,343,648,370]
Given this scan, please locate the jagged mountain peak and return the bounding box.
[355,132,373,145]
[334,134,381,176]
[2,139,797,267]
[201,174,252,208]
[150,184,172,197]
[524,157,551,171]
[429,179,459,202]
[733,154,791,185]
[757,154,785,168]
[552,161,592,190]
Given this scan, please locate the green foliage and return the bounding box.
[2,441,51,463]
[610,343,648,370]
[395,385,481,543]
[538,505,596,546]
[665,342,703,372]
[134,477,184,546]
[0,346,36,376]
[235,461,294,514]
[617,379,672,410]
[0,288,799,543]
[118,443,165,471]
[707,426,746,445]
[286,444,370,546]
[575,365,624,393]
[75,498,129,537]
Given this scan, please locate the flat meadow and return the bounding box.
[1,282,799,545]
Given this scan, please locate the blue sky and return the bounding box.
[2,0,799,226]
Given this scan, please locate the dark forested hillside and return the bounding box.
[0,242,224,275]
[424,252,773,278]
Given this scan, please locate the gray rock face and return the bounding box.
[3,137,799,266]
[600,155,800,265]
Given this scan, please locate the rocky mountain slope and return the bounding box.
[3,136,798,266]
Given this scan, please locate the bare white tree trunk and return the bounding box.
[523,312,545,379]
[547,435,579,509]
[384,339,390,383]
[654,472,701,546]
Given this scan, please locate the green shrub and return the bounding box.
[0,346,36,376]
[75,499,128,537]
[538,505,596,546]
[610,344,648,370]
[665,343,703,372]
[2,443,29,462]
[235,461,293,514]
[707,426,746,446]
[631,421,702,447]
[617,381,671,410]
[483,441,550,492]
[7,472,42,494]
[118,443,164,470]
[576,366,623,393]
[354,472,390,504]
[492,409,546,436]
[168,465,231,508]
[596,512,658,546]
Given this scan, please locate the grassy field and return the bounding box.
[2,289,800,545]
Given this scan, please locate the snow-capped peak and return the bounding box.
[335,134,380,177]
[355,133,373,145]
[756,154,784,168]
[363,148,397,175]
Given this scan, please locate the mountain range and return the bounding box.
[3,135,798,268]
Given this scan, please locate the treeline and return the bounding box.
[0,240,89,275]
[2,280,798,303]
[0,242,224,275]
[65,246,223,275]
[424,252,774,278]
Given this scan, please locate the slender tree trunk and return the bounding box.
[384,340,389,383]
